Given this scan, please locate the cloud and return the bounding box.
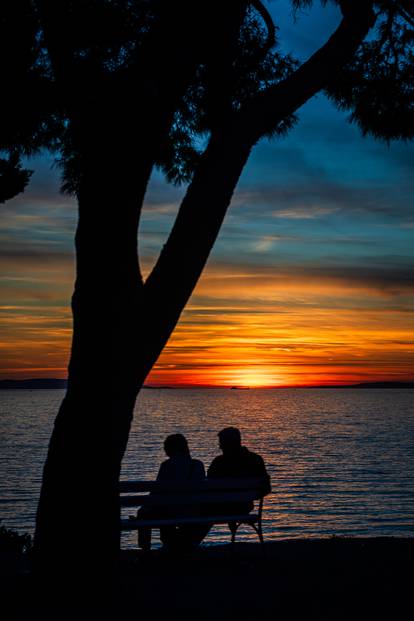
[0,240,73,262]
[141,201,179,215]
[196,259,414,301]
[253,234,298,252]
[232,179,412,221]
[272,206,338,219]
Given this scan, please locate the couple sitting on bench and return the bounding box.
[137,427,271,552]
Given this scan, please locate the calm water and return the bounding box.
[1,388,413,548]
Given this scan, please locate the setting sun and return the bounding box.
[223,368,281,388]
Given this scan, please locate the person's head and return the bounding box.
[218,427,242,455]
[164,433,190,457]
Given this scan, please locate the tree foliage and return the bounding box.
[1,1,413,203]
[326,1,414,140]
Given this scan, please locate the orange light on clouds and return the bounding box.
[1,256,414,386]
[145,262,414,387]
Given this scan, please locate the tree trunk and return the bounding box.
[33,153,149,587]
[33,130,253,587]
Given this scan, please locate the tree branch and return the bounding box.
[250,0,277,54]
[239,0,376,141]
[395,0,414,28]
[141,128,252,370]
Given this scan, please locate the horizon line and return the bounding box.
[1,377,413,390]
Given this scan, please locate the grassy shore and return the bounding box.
[3,537,413,620]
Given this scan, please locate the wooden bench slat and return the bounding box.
[121,513,259,530]
[120,481,158,493]
[120,490,260,508]
[119,477,266,493]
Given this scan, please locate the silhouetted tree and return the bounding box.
[1,0,413,580]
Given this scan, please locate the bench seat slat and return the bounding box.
[119,478,266,494]
[121,513,259,530]
[120,491,260,508]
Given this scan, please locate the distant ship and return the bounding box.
[230,386,250,390]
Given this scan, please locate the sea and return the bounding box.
[1,388,413,548]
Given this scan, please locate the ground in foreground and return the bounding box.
[3,537,412,620]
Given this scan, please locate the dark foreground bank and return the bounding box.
[2,537,413,620]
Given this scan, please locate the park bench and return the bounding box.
[119,477,269,547]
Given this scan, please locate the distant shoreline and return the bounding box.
[1,379,413,390]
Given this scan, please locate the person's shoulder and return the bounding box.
[244,448,264,463]
[245,449,271,491]
[245,449,268,472]
[250,450,265,463]
[211,455,224,464]
[156,459,171,480]
[209,454,224,467]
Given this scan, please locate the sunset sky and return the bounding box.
[1,3,413,387]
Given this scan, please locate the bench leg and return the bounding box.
[229,522,239,546]
[231,522,266,556]
[251,522,266,558]
[257,521,264,546]
[138,527,152,552]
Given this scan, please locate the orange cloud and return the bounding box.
[2,257,413,385]
[146,263,414,386]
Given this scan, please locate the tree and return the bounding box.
[1,0,413,580]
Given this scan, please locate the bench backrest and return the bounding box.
[119,477,267,509]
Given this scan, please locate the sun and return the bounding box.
[226,368,279,388]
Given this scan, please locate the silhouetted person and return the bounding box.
[208,427,271,514]
[138,433,205,552]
